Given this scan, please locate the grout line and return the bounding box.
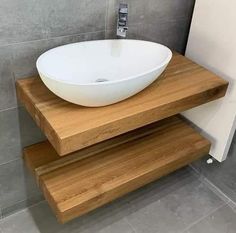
[0,106,18,114]
[27,199,46,210]
[181,202,227,233]
[1,200,46,221]
[1,195,45,215]
[188,164,201,176]
[188,164,234,204]
[0,158,21,167]
[1,196,45,219]
[201,177,231,204]
[0,30,106,48]
[0,103,27,114]
[186,165,201,178]
[124,218,137,233]
[227,201,236,213]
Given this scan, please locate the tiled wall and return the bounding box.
[106,0,195,52]
[0,0,195,218]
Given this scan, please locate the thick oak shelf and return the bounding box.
[24,116,210,223]
[16,53,228,156]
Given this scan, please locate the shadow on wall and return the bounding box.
[0,107,45,218]
[106,19,192,54]
[6,107,46,215]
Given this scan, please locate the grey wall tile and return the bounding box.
[107,0,195,30]
[144,0,195,23]
[0,0,106,46]
[0,107,45,165]
[107,0,195,25]
[106,0,146,30]
[0,29,105,215]
[12,31,105,79]
[106,18,190,53]
[0,0,47,46]
[187,205,236,233]
[17,107,46,147]
[0,46,16,110]
[0,108,21,164]
[136,18,189,53]
[106,0,195,53]
[0,159,43,211]
[44,0,106,38]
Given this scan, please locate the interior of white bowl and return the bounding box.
[36,39,172,85]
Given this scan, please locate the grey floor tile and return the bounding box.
[200,177,231,204]
[186,205,236,233]
[1,195,44,218]
[111,167,224,233]
[0,201,134,233]
[191,143,236,203]
[233,206,236,213]
[0,166,228,233]
[227,201,236,213]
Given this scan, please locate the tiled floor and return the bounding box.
[191,141,236,203]
[0,167,235,233]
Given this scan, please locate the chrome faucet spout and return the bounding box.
[117,3,128,38]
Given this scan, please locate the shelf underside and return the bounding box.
[24,116,210,223]
[17,53,228,156]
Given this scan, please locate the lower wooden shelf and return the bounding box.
[23,115,210,223]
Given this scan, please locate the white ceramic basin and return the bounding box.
[36,40,172,107]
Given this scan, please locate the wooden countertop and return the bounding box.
[16,53,228,156]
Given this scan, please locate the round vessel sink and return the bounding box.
[36,39,172,107]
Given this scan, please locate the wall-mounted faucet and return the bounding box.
[117,3,128,38]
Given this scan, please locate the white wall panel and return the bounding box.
[183,0,236,161]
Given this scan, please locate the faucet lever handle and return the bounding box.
[119,3,128,14]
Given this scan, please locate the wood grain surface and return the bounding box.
[17,53,228,155]
[24,116,210,223]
